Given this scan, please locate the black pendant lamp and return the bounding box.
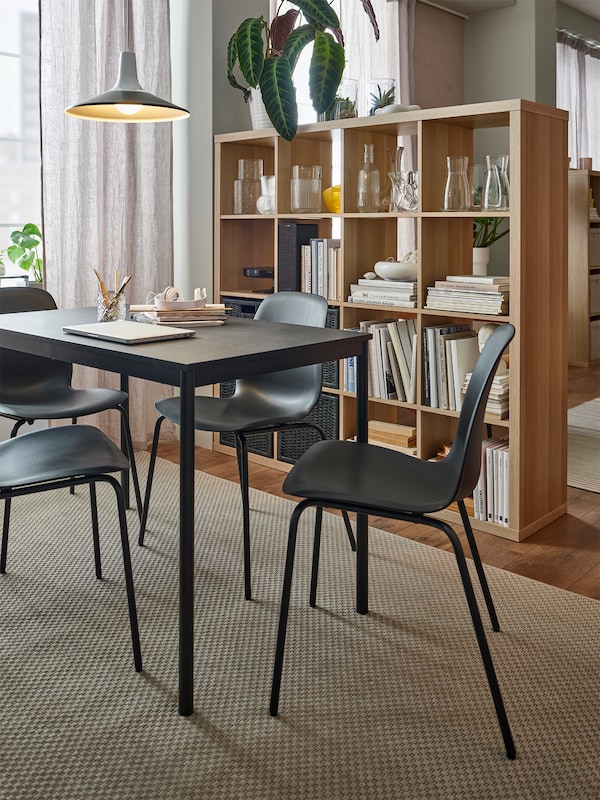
[65,0,189,123]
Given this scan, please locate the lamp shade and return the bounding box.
[65,52,189,122]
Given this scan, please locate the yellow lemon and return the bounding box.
[322,185,341,213]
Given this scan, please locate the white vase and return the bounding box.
[248,88,271,130]
[472,246,490,276]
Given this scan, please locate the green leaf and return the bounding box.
[308,31,344,114]
[282,25,315,74]
[22,222,41,239]
[6,244,24,264]
[236,17,265,88]
[260,56,298,142]
[291,0,339,30]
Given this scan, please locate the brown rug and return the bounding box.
[1,453,598,799]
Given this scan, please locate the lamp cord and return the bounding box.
[123,0,131,51]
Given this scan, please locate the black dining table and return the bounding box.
[0,306,371,715]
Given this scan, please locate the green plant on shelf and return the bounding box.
[369,83,395,115]
[473,217,509,248]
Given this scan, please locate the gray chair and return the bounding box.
[0,424,142,672]
[270,323,516,760]
[0,286,142,518]
[139,291,356,600]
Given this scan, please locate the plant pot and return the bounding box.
[472,246,490,276]
[248,88,272,131]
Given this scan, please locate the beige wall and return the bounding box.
[414,2,465,109]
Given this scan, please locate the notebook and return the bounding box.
[62,320,196,344]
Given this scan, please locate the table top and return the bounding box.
[0,306,370,387]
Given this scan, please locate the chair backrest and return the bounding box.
[0,287,73,402]
[444,323,515,501]
[235,292,329,418]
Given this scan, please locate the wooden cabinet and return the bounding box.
[568,169,600,366]
[213,99,568,542]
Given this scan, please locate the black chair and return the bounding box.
[270,323,516,760]
[0,286,142,518]
[0,424,142,672]
[139,291,356,600]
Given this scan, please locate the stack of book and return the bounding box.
[348,277,417,308]
[462,369,510,418]
[473,437,510,526]
[132,304,229,326]
[425,274,509,315]
[347,421,417,456]
[422,323,479,410]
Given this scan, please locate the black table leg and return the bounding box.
[179,371,195,716]
[120,373,130,508]
[356,340,369,615]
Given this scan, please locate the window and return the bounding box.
[0,0,41,277]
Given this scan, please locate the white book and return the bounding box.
[387,320,411,398]
[449,335,480,411]
[445,274,510,284]
[387,340,406,402]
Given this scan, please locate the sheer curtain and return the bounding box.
[39,0,176,450]
[557,28,600,170]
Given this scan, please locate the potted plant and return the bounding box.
[227,0,379,141]
[6,223,43,284]
[472,217,508,276]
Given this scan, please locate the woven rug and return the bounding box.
[1,453,598,800]
[568,397,600,492]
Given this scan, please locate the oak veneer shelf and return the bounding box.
[568,169,600,367]
[213,98,569,542]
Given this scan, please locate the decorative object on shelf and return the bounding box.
[226,1,379,141]
[472,217,509,275]
[357,144,380,213]
[65,0,189,123]
[247,88,271,130]
[389,170,419,212]
[382,146,403,211]
[233,158,263,215]
[367,79,395,116]
[256,175,276,215]
[470,163,484,209]
[322,185,341,213]
[6,222,43,283]
[483,155,510,210]
[94,269,131,322]
[290,165,322,213]
[375,103,421,114]
[373,252,418,282]
[443,156,470,211]
[320,78,359,121]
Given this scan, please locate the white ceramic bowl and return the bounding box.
[374,260,417,281]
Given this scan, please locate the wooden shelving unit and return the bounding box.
[213,99,568,542]
[568,169,600,366]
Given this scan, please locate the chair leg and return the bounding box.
[118,405,143,520]
[107,476,142,672]
[10,419,30,438]
[441,519,516,759]
[138,415,165,546]
[1,498,11,573]
[309,507,323,607]
[234,432,252,601]
[89,484,102,579]
[70,418,78,494]
[341,510,356,551]
[270,502,306,717]
[458,499,499,632]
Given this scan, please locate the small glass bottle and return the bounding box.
[357,144,380,213]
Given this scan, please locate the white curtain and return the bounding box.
[557,29,600,170]
[39,0,176,450]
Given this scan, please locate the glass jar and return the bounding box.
[443,155,470,211]
[357,144,380,213]
[233,158,263,214]
[483,155,509,210]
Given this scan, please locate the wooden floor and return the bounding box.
[153,363,600,601]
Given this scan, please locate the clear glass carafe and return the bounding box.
[383,146,403,211]
[483,155,509,210]
[443,155,470,210]
[357,144,380,213]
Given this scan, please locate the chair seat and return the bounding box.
[156,391,316,434]
[283,439,458,516]
[0,425,129,489]
[0,387,128,421]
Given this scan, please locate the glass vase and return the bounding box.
[443,155,470,211]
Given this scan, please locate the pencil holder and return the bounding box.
[98,291,126,322]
